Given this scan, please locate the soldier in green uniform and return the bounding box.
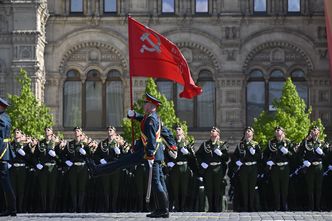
[94,126,122,212]
[35,127,63,212]
[64,127,91,212]
[264,126,292,211]
[196,127,229,212]
[9,128,28,213]
[166,125,193,212]
[299,126,327,211]
[233,126,261,212]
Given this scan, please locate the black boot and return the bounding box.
[149,192,169,218]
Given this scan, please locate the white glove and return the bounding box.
[315,147,323,155]
[36,163,43,170]
[201,162,209,169]
[17,148,26,156]
[236,160,243,167]
[197,177,203,182]
[280,147,288,155]
[180,147,189,155]
[114,147,121,155]
[266,160,275,167]
[100,158,107,165]
[214,148,222,156]
[249,147,256,155]
[65,160,73,167]
[127,109,135,117]
[148,159,154,167]
[303,160,311,167]
[48,149,56,157]
[79,148,86,155]
[328,165,332,171]
[167,162,175,168]
[7,163,12,169]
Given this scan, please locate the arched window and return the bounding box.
[63,70,82,128]
[106,70,123,127]
[63,69,124,130]
[197,70,215,127]
[85,70,102,128]
[156,70,216,129]
[246,68,307,125]
[246,69,265,125]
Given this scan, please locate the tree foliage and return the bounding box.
[253,78,325,148]
[122,78,192,143]
[6,68,53,139]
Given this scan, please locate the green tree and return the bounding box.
[122,78,191,143]
[253,78,325,148]
[6,68,53,139]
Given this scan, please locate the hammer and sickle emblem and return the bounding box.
[140,32,161,54]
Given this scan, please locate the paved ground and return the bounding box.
[2,212,332,221]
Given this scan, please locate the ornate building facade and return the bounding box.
[0,0,330,142]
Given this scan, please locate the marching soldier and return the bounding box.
[298,126,327,211]
[0,98,16,216]
[9,128,28,213]
[233,126,261,212]
[34,127,62,212]
[264,126,292,211]
[94,126,122,212]
[64,127,90,212]
[196,126,229,212]
[166,125,193,212]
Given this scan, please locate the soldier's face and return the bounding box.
[210,129,219,138]
[275,129,284,137]
[74,129,82,137]
[245,130,253,139]
[143,102,156,113]
[108,128,116,136]
[311,128,320,138]
[176,127,183,136]
[15,130,22,139]
[45,128,53,136]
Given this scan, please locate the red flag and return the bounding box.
[128,16,202,99]
[325,0,332,82]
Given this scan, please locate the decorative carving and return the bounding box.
[270,48,285,63]
[318,90,330,103]
[317,26,327,40]
[0,15,8,33]
[319,111,330,126]
[177,42,221,72]
[225,90,237,103]
[318,49,327,59]
[224,49,237,61]
[225,27,238,40]
[243,41,314,72]
[59,42,128,75]
[180,48,193,63]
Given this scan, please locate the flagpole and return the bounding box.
[128,16,135,147]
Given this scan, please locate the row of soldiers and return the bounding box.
[2,124,332,213]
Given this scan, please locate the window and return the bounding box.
[106,70,123,127]
[195,0,209,13]
[253,0,267,13]
[63,70,82,128]
[162,0,175,13]
[156,69,215,129]
[197,71,215,127]
[291,69,308,104]
[70,0,83,13]
[268,70,285,111]
[104,0,117,13]
[85,70,103,128]
[288,0,300,13]
[63,69,124,129]
[246,70,265,126]
[246,69,307,125]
